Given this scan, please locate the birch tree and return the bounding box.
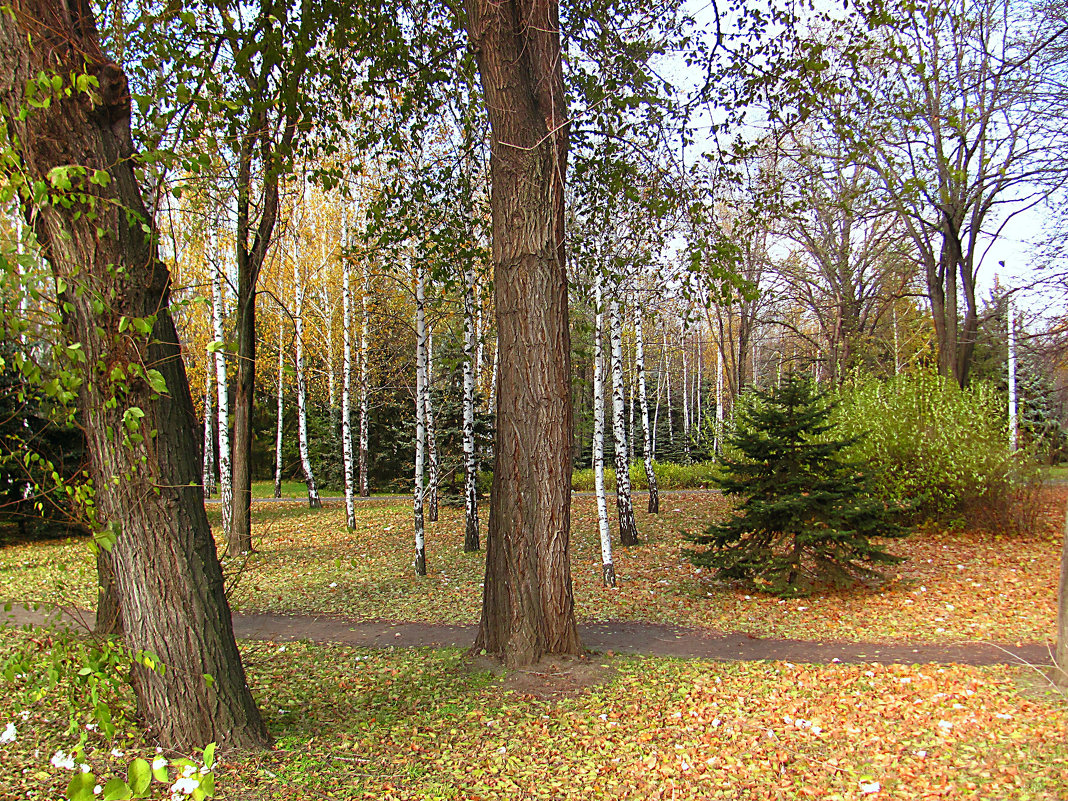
[202,350,215,497]
[210,236,232,541]
[610,296,639,546]
[342,232,356,529]
[425,327,439,523]
[594,281,616,584]
[359,249,371,497]
[273,309,285,499]
[293,258,322,509]
[413,258,428,575]
[634,304,658,513]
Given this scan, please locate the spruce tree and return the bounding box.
[688,373,906,596]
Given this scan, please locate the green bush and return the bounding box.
[571,461,721,492]
[830,369,1024,524]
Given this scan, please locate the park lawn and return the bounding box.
[1,630,1066,800]
[0,488,1064,644]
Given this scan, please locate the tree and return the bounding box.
[687,374,905,596]
[0,0,269,749]
[609,296,639,545]
[465,0,582,665]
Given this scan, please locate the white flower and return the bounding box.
[170,776,200,795]
[80,763,92,773]
[19,711,30,721]
[182,764,197,778]
[859,780,880,794]
[93,785,102,795]
[497,746,507,753]
[329,582,338,588]
[152,756,168,771]
[51,750,76,770]
[0,723,15,744]
[110,748,125,758]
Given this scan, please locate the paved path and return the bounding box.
[2,603,1051,667]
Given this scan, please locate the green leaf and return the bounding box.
[127,759,151,795]
[102,778,132,800]
[202,742,215,769]
[66,772,96,801]
[145,369,168,394]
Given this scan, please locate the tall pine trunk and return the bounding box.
[466,0,581,665]
[463,263,481,551]
[293,262,321,509]
[610,298,639,546]
[413,260,428,575]
[0,0,269,748]
[593,280,615,585]
[635,307,658,514]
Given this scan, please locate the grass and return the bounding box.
[3,489,1068,799]
[2,630,1066,800]
[1,489,1064,644]
[571,460,721,492]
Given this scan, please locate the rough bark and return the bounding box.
[463,262,481,552]
[610,298,639,546]
[465,0,582,665]
[593,281,615,586]
[94,548,123,636]
[634,306,658,514]
[0,0,268,749]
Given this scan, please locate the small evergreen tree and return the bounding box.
[687,373,906,596]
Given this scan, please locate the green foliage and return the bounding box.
[571,460,720,492]
[687,374,906,597]
[831,369,1022,524]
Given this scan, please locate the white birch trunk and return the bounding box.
[695,335,703,441]
[1008,294,1018,453]
[211,244,232,540]
[425,327,439,523]
[341,244,356,529]
[202,349,216,497]
[488,341,499,418]
[593,280,615,585]
[665,328,674,447]
[324,286,337,431]
[273,316,284,499]
[635,307,658,514]
[610,297,639,546]
[413,261,427,575]
[681,333,690,457]
[294,261,322,509]
[359,255,371,497]
[462,263,480,551]
[715,343,724,456]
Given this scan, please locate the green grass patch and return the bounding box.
[572,461,721,492]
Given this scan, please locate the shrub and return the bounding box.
[831,368,1026,526]
[571,461,720,492]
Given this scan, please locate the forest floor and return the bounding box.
[2,488,1067,799]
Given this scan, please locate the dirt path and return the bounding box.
[2,603,1050,667]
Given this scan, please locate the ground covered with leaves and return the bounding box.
[2,630,1066,800]
[2,488,1062,645]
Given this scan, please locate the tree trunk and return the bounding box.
[681,333,690,457]
[635,307,658,514]
[610,298,639,546]
[425,328,439,523]
[0,0,269,749]
[359,254,370,497]
[202,350,216,498]
[211,244,232,542]
[228,234,256,551]
[1056,497,1068,687]
[342,241,356,529]
[465,0,581,666]
[94,548,123,637]
[413,260,428,575]
[463,262,481,552]
[593,280,615,586]
[715,342,724,455]
[1007,294,1018,452]
[273,309,284,499]
[293,262,321,510]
